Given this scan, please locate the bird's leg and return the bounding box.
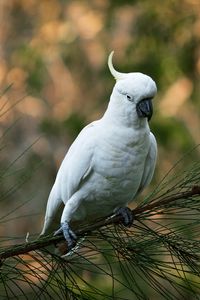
[115,207,134,227]
[54,222,77,249]
[54,193,81,249]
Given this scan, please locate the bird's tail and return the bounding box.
[40,183,64,236]
[39,183,64,255]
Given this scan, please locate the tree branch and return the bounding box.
[0,185,200,261]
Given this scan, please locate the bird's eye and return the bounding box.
[126,94,132,101]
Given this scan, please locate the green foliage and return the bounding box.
[14,45,46,92]
[152,117,194,151]
[1,161,200,299]
[40,118,62,136]
[63,113,86,140]
[40,113,86,141]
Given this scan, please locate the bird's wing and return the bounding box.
[41,121,97,235]
[137,132,157,195]
[58,121,97,199]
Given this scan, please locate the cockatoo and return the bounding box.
[40,51,157,249]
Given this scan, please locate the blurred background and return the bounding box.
[0,0,200,245]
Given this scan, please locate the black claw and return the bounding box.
[116,207,134,227]
[54,222,77,249]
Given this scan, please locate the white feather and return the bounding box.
[41,57,157,236]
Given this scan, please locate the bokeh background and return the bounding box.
[0,0,200,255]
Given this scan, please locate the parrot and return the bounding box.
[40,51,157,250]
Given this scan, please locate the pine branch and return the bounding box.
[1,185,200,261]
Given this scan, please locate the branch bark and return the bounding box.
[0,185,200,261]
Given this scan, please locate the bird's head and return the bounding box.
[108,51,157,123]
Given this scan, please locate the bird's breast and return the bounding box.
[94,127,149,179]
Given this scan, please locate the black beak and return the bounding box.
[136,98,153,121]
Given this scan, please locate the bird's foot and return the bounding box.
[54,222,77,249]
[115,207,134,227]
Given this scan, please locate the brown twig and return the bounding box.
[0,185,200,261]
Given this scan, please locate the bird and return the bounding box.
[40,51,157,250]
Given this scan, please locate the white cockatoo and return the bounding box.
[40,51,157,249]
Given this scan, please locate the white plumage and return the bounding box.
[41,52,157,246]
